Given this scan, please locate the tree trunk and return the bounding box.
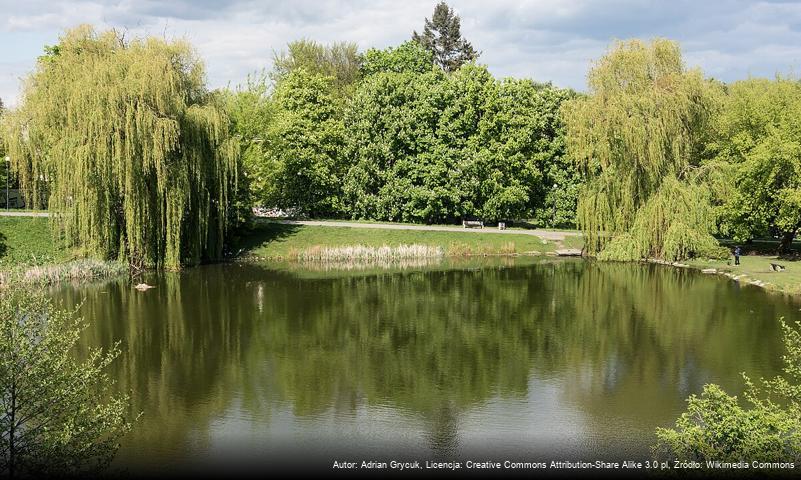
[778,230,797,256]
[9,383,15,480]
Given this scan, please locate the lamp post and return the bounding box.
[4,156,9,211]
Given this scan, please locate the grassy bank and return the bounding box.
[13,215,798,296]
[0,259,129,287]
[239,222,560,260]
[0,216,67,267]
[0,216,127,287]
[685,255,801,295]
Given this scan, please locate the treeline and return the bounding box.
[564,38,801,260]
[227,42,579,225]
[227,5,801,259]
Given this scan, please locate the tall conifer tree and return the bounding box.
[413,2,478,73]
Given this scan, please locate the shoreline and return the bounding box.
[0,258,129,289]
[648,257,800,297]
[2,251,797,299]
[3,215,797,295]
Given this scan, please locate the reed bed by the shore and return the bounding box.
[291,244,444,262]
[282,256,445,272]
[243,222,557,260]
[0,259,128,288]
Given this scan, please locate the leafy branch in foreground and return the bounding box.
[0,290,134,478]
[654,319,801,463]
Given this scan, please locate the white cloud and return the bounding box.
[1,0,801,105]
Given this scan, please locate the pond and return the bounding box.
[53,258,796,475]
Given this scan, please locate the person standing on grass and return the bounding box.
[734,246,741,266]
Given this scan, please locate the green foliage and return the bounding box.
[223,73,272,226]
[361,41,434,76]
[655,320,801,463]
[711,77,801,252]
[0,109,6,202]
[271,39,361,98]
[596,185,728,260]
[241,222,556,259]
[564,39,721,260]
[234,43,360,220]
[0,290,133,477]
[343,69,448,222]
[261,69,346,216]
[475,79,578,226]
[0,163,7,204]
[1,26,240,270]
[344,64,575,224]
[0,217,65,267]
[654,384,800,462]
[531,89,583,228]
[229,34,576,226]
[0,160,6,203]
[412,1,479,72]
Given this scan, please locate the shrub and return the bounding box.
[0,290,135,477]
[654,320,801,464]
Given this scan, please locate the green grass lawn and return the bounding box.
[2,216,567,267]
[559,234,585,251]
[0,217,67,267]
[0,217,128,287]
[239,222,558,259]
[687,254,801,295]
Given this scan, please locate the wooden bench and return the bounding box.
[462,220,484,229]
[770,263,786,272]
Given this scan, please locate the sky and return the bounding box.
[1,0,801,106]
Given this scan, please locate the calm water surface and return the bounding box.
[52,258,798,474]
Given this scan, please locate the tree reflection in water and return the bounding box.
[54,258,795,469]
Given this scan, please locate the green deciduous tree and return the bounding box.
[413,1,479,73]
[344,63,574,224]
[0,100,8,208]
[655,320,801,463]
[272,39,362,98]
[231,35,575,226]
[1,26,240,270]
[711,77,801,253]
[563,39,723,261]
[468,77,577,224]
[224,73,273,218]
[262,69,346,217]
[0,290,133,478]
[343,69,447,222]
[361,41,434,76]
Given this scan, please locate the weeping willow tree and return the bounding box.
[1,26,239,270]
[562,39,724,261]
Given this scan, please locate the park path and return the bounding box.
[0,211,49,217]
[267,219,581,241]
